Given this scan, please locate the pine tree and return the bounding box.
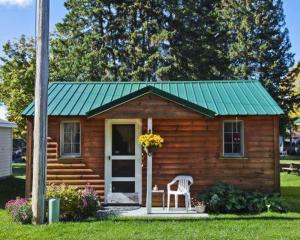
[50,0,170,82]
[51,0,232,82]
[219,0,295,131]
[163,0,231,80]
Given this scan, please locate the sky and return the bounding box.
[0,0,299,120]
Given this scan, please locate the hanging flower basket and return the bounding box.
[144,146,156,155]
[138,133,164,156]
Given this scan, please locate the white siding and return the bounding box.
[0,127,12,178]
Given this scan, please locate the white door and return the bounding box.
[105,119,142,204]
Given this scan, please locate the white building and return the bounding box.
[0,119,17,178]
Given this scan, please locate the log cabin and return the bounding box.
[22,80,283,207]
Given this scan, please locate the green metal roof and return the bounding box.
[87,85,216,117]
[22,80,284,117]
[296,118,300,124]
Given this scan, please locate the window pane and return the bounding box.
[224,121,243,155]
[63,143,71,153]
[233,143,241,154]
[224,133,232,142]
[112,181,135,193]
[74,144,80,153]
[62,122,80,155]
[112,160,135,177]
[224,143,232,153]
[112,124,135,155]
[233,132,241,143]
[233,122,241,133]
[224,122,232,132]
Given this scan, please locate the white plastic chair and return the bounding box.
[167,175,193,211]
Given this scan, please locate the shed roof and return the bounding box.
[296,118,300,124]
[22,80,283,117]
[0,119,17,128]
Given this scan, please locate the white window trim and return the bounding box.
[222,120,244,157]
[60,120,81,158]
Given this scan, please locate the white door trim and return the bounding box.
[104,119,142,204]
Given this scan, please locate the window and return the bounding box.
[61,122,80,156]
[223,121,244,156]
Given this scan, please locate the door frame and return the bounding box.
[104,119,142,204]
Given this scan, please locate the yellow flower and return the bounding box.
[138,133,164,149]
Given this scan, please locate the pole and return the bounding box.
[146,118,153,214]
[32,0,49,225]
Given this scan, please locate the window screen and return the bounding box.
[62,122,80,156]
[223,121,243,155]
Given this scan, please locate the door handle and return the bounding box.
[108,155,111,160]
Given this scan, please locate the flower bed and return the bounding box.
[47,184,100,221]
[5,184,101,224]
[5,198,32,224]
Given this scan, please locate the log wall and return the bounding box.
[25,93,280,206]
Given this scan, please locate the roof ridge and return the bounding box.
[49,80,260,84]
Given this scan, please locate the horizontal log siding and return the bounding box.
[142,117,278,206]
[25,94,279,206]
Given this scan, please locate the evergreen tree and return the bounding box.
[163,0,231,80]
[51,0,231,82]
[50,0,170,82]
[219,0,295,111]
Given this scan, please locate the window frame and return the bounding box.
[222,120,244,157]
[60,120,81,158]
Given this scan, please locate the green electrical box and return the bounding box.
[48,198,60,224]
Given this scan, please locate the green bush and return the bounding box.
[47,184,81,220]
[197,182,286,214]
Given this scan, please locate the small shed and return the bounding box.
[0,119,17,178]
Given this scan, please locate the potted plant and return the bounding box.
[191,198,206,213]
[138,132,164,156]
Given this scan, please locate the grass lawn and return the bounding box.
[280,155,300,164]
[1,164,300,239]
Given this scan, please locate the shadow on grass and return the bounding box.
[0,176,25,209]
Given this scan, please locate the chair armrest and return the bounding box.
[167,181,176,192]
[167,183,172,192]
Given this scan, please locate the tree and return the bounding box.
[286,61,300,117]
[0,36,35,137]
[163,0,232,80]
[219,0,295,132]
[50,0,232,82]
[50,0,170,82]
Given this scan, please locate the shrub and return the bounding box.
[79,184,100,218]
[47,184,81,220]
[197,182,286,214]
[5,198,32,224]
